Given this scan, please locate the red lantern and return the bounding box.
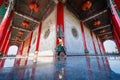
[16,36,21,40]
[22,20,29,27]
[33,4,39,12]
[103,35,108,39]
[82,0,92,11]
[29,2,39,12]
[93,20,101,26]
[18,31,24,35]
[29,2,35,10]
[99,29,105,33]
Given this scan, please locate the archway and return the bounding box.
[7,45,18,56]
[103,40,118,53]
[3,45,18,67]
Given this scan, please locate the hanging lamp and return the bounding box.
[18,31,24,35]
[22,20,29,27]
[99,29,105,33]
[93,19,101,26]
[82,0,92,11]
[29,0,39,12]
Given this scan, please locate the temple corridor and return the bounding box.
[0,0,120,80]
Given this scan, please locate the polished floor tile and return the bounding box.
[0,56,120,80]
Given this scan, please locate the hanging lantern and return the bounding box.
[16,36,21,41]
[82,0,92,11]
[18,31,24,35]
[104,35,108,38]
[29,2,35,10]
[103,35,108,40]
[14,39,19,44]
[29,1,39,12]
[93,20,101,26]
[33,4,39,12]
[99,29,105,33]
[22,20,29,27]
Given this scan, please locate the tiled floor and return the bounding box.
[0,56,120,80]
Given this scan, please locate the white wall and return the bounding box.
[64,7,84,55]
[29,6,102,55]
[38,8,56,56]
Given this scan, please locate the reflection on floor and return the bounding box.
[0,56,120,80]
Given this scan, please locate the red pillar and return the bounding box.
[96,36,102,55]
[80,22,89,54]
[96,36,106,70]
[27,32,33,53]
[0,0,4,7]
[0,26,12,52]
[56,1,64,46]
[35,22,42,51]
[20,41,25,55]
[16,45,21,55]
[24,32,33,65]
[90,30,97,54]
[17,41,25,55]
[109,0,120,37]
[113,27,120,46]
[0,59,5,68]
[4,41,10,55]
[0,10,14,48]
[113,27,120,52]
[100,41,106,54]
[3,40,9,55]
[114,37,120,52]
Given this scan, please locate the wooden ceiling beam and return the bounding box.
[92,24,111,31]
[14,11,40,24]
[13,26,31,32]
[11,38,22,42]
[53,0,66,3]
[97,32,112,36]
[101,36,113,39]
[82,9,107,22]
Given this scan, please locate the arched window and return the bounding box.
[104,40,118,53]
[3,45,18,67]
[7,45,18,56]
